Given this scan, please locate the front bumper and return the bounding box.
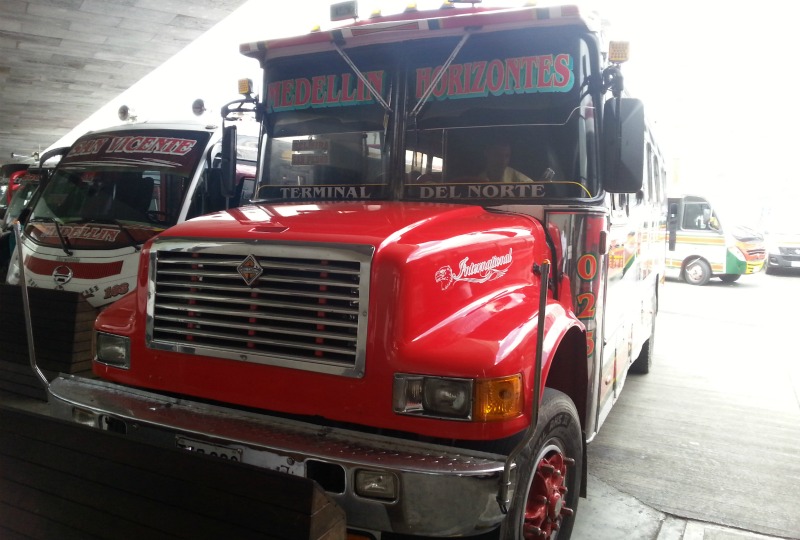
[48,375,508,536]
[767,252,800,270]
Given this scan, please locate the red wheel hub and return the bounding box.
[523,452,575,539]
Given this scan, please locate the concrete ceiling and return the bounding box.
[0,0,251,167]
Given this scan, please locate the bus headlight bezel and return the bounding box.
[95,332,131,369]
[393,373,523,422]
[393,374,473,420]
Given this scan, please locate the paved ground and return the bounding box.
[574,271,800,539]
[2,272,799,539]
[575,474,787,540]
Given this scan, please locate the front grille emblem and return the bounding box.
[237,255,263,286]
[52,265,73,289]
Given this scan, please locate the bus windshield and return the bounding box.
[256,27,596,204]
[258,131,387,200]
[26,128,212,250]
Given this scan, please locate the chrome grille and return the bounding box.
[147,239,373,377]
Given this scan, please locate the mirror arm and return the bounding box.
[221,96,261,122]
[602,65,624,98]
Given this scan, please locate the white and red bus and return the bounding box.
[9,120,256,308]
[47,3,667,538]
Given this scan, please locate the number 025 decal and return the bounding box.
[576,253,599,356]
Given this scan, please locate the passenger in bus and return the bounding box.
[478,141,533,183]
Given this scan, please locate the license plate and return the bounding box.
[791,261,800,268]
[176,436,244,462]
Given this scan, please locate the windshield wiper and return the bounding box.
[29,217,73,256]
[332,41,393,114]
[409,32,471,118]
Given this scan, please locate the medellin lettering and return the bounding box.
[40,224,121,242]
[268,71,385,112]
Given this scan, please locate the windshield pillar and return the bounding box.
[388,68,409,198]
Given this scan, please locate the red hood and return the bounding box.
[105,200,558,440]
[162,201,532,246]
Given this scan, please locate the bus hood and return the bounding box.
[162,201,546,255]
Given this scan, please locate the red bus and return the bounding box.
[48,3,667,538]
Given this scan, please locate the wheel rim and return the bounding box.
[522,443,575,539]
[685,262,705,283]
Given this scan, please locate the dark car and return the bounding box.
[764,215,800,274]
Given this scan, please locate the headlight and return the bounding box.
[728,246,746,262]
[95,332,131,369]
[393,373,522,421]
[393,375,472,419]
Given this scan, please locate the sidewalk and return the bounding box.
[575,474,791,540]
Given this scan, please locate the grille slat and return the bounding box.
[158,268,359,288]
[156,310,356,341]
[157,255,362,275]
[155,291,358,317]
[155,327,357,356]
[147,241,372,378]
[156,299,359,321]
[154,280,360,302]
[155,314,357,342]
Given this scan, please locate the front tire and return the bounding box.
[683,258,711,286]
[502,388,583,540]
[719,274,740,283]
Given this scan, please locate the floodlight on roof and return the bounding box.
[118,105,137,122]
[192,98,207,116]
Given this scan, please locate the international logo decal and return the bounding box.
[237,255,263,286]
[52,265,74,289]
[435,248,513,291]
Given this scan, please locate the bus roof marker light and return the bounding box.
[331,1,358,22]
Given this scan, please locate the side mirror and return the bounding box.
[603,98,645,193]
[220,125,237,198]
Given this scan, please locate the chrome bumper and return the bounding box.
[48,375,508,536]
